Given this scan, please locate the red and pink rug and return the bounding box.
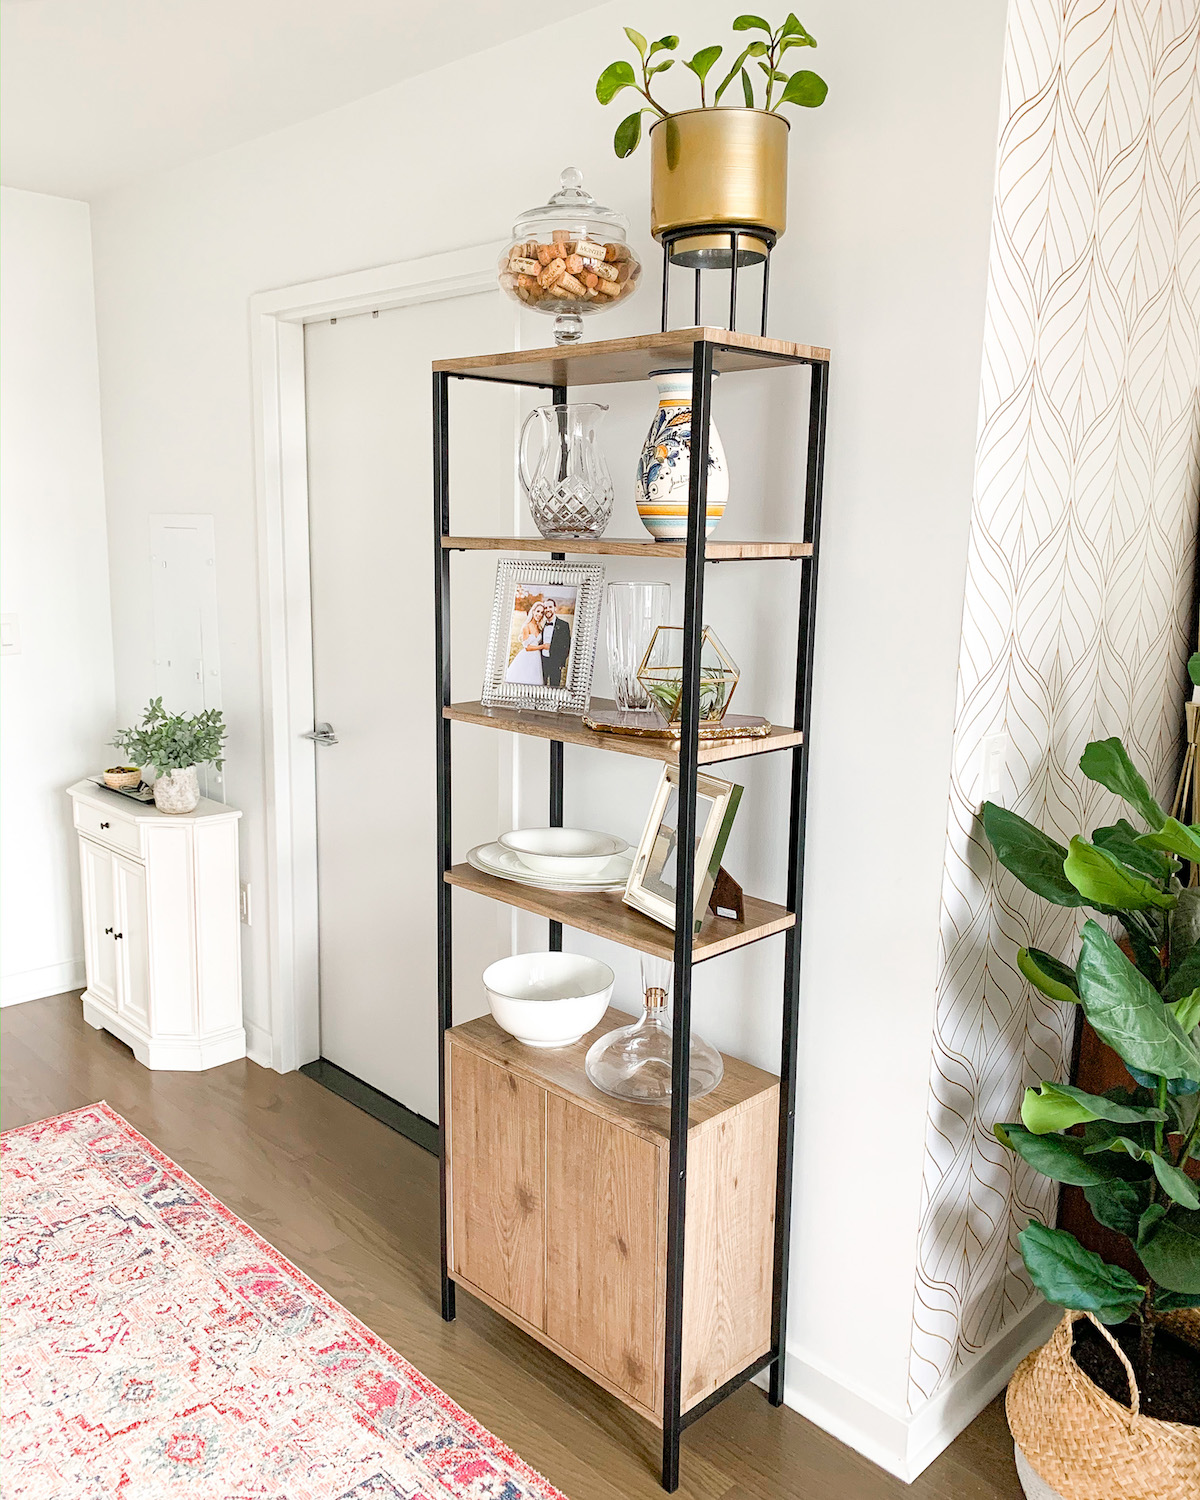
[1,1102,567,1499]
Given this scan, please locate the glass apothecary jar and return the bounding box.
[499,167,642,345]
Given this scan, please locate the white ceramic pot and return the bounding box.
[483,952,614,1047]
[635,369,728,543]
[152,765,199,814]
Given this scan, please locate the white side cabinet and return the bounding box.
[67,781,244,1070]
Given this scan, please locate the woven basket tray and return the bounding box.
[1007,1310,1200,1500]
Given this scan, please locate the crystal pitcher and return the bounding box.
[519,402,614,540]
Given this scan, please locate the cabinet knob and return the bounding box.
[99,821,110,829]
[104,927,113,935]
[114,932,123,940]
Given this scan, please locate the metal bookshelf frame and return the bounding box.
[433,331,828,1491]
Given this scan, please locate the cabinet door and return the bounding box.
[113,855,151,1029]
[78,839,117,1008]
[545,1094,662,1412]
[448,1046,545,1328]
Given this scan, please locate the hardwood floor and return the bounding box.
[1,993,1024,1500]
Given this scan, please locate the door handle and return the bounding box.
[100,821,110,829]
[302,722,338,746]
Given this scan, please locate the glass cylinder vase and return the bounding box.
[606,582,670,712]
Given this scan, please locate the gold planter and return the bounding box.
[650,108,789,268]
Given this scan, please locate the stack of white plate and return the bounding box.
[468,827,632,892]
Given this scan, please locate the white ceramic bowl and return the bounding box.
[497,827,628,878]
[482,952,614,1047]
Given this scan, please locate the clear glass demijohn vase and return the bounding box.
[584,954,723,1103]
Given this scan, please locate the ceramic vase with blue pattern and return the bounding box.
[635,370,728,543]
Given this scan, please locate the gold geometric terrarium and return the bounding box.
[636,625,740,727]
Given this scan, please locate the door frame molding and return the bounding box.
[249,244,504,1073]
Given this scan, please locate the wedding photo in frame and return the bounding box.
[623,764,743,932]
[480,558,604,714]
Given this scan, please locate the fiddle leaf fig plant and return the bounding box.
[112,698,227,777]
[598,12,829,157]
[984,736,1200,1375]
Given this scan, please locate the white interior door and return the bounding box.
[304,290,514,1121]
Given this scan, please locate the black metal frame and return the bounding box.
[433,335,828,1491]
[660,225,778,336]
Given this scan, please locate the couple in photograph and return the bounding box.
[506,598,572,690]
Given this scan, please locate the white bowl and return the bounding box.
[497,827,628,878]
[482,952,614,1047]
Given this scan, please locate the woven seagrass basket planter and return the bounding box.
[1006,1310,1200,1500]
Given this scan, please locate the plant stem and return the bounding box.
[764,30,779,111]
[640,58,668,116]
[1155,1073,1168,1158]
[1176,1106,1200,1169]
[1138,1285,1158,1374]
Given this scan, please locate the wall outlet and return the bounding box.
[0,614,20,655]
[239,883,252,926]
[979,732,1009,803]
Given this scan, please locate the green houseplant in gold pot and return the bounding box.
[112,699,226,814]
[981,737,1200,1498]
[597,13,828,269]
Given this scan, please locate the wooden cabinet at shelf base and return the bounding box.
[67,781,244,1071]
[445,1008,778,1424]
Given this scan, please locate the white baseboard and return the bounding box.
[781,1297,1059,1482]
[244,1020,273,1068]
[1,958,85,1007]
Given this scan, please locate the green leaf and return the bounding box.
[1119,917,1168,990]
[1139,1201,1169,1244]
[995,1122,1138,1186]
[1190,652,1200,688]
[648,34,678,56]
[1170,988,1200,1034]
[1079,738,1166,828]
[732,14,772,31]
[1137,817,1200,866]
[1155,1288,1200,1310]
[647,59,675,77]
[1138,1206,1200,1292]
[776,68,828,108]
[741,68,755,106]
[623,27,647,57]
[1092,820,1177,882]
[1085,1178,1152,1237]
[597,60,638,104]
[780,12,811,40]
[781,32,817,51]
[1063,837,1173,911]
[1167,939,1200,1005]
[1171,888,1200,962]
[1018,947,1080,1005]
[1021,1086,1097,1134]
[613,110,643,158]
[685,45,723,84]
[1038,1082,1166,1127]
[1077,921,1200,1082]
[1018,1222,1144,1321]
[981,803,1084,907]
[1152,1152,1200,1208]
[756,62,790,81]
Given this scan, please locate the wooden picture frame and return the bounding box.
[623,765,742,932]
[481,559,604,714]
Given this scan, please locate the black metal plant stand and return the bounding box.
[433,331,828,1492]
[660,225,778,335]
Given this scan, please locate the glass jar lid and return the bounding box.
[512,167,630,247]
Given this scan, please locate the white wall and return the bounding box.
[0,187,116,1006]
[86,0,1008,1475]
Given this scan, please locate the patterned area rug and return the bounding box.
[1,1102,567,1499]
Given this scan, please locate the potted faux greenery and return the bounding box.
[597,13,828,268]
[982,738,1200,1497]
[111,699,226,814]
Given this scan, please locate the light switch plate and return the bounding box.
[979,732,1009,803]
[0,615,20,655]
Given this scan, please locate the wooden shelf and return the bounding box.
[433,327,827,387]
[448,1008,778,1148]
[442,535,811,560]
[445,699,802,766]
[445,863,794,961]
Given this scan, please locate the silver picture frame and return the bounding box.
[623,765,743,932]
[481,558,605,714]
